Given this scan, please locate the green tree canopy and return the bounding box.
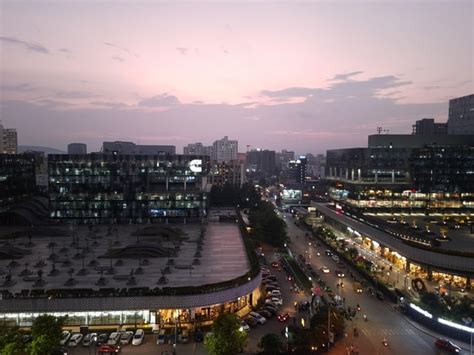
[0,324,23,355]
[258,333,284,354]
[204,313,247,355]
[28,314,64,355]
[249,201,287,246]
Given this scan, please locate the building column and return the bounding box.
[391,170,395,183]
[374,171,378,183]
[427,267,433,281]
[351,169,355,181]
[166,176,169,191]
[345,168,349,180]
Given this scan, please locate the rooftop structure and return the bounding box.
[448,94,474,134]
[102,141,176,155]
[0,123,18,154]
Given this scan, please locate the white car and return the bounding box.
[265,297,283,306]
[239,320,250,332]
[249,311,266,325]
[82,333,97,346]
[107,332,121,345]
[68,333,83,347]
[321,266,330,274]
[132,329,144,345]
[120,331,134,344]
[60,331,71,346]
[267,289,281,297]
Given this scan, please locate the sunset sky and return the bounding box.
[1,0,472,154]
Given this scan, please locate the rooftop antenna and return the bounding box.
[384,129,390,134]
[377,127,383,134]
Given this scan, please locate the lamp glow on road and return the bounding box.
[438,318,474,333]
[409,303,433,319]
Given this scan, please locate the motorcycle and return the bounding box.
[382,339,388,347]
[363,314,368,322]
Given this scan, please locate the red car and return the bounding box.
[277,313,290,322]
[98,344,121,354]
[435,339,461,353]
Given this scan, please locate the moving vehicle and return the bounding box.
[156,329,167,344]
[67,333,83,347]
[82,333,97,347]
[178,329,190,344]
[321,266,330,274]
[60,331,71,346]
[249,311,266,324]
[132,329,144,345]
[97,344,121,354]
[325,250,333,256]
[435,339,461,353]
[193,329,204,342]
[353,282,363,293]
[120,331,133,345]
[277,313,290,322]
[335,270,345,278]
[107,332,121,346]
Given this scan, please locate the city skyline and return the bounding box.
[1,1,473,154]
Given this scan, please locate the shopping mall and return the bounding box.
[0,217,261,328]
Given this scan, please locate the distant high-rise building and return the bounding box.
[448,94,474,134]
[67,143,87,155]
[209,160,246,187]
[102,141,176,155]
[305,153,326,179]
[246,149,276,176]
[412,118,447,135]
[183,142,213,156]
[276,149,295,170]
[288,156,307,184]
[212,136,238,162]
[0,123,18,154]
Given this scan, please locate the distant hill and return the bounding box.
[18,145,66,155]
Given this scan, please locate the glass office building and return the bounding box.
[48,154,209,223]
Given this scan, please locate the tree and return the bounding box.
[0,324,23,355]
[258,333,284,354]
[27,314,64,355]
[204,313,247,355]
[249,201,287,247]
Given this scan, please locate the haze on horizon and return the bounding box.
[0,0,473,155]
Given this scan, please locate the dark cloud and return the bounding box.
[138,94,180,107]
[112,56,125,62]
[329,71,364,81]
[56,91,98,99]
[90,101,128,108]
[0,83,35,92]
[176,47,188,55]
[0,36,49,54]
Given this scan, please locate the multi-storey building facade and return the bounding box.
[102,141,176,155]
[48,154,209,223]
[67,143,87,155]
[448,94,474,134]
[183,142,213,157]
[0,123,18,154]
[208,160,246,187]
[212,136,238,162]
[246,149,276,177]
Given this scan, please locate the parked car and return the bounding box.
[97,344,121,354]
[435,339,461,353]
[332,255,340,262]
[265,297,283,306]
[156,329,167,344]
[249,312,266,324]
[277,313,290,322]
[263,306,278,315]
[244,315,258,327]
[264,285,279,292]
[107,332,121,346]
[239,320,250,332]
[96,333,109,346]
[68,333,83,347]
[193,329,204,342]
[258,310,273,319]
[120,331,133,345]
[132,329,144,345]
[264,275,277,281]
[60,331,71,346]
[82,333,97,347]
[267,289,281,297]
[321,266,330,274]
